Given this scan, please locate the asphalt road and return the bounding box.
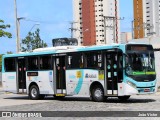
[0,87,160,119]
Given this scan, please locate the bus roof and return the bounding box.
[2,43,151,58]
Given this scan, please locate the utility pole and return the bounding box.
[17,17,25,52]
[69,21,78,38]
[103,16,124,44]
[145,23,156,44]
[14,0,19,53]
[131,20,134,39]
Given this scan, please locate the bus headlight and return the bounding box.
[127,80,137,88]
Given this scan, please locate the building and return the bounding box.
[73,0,121,46]
[121,32,132,43]
[133,0,160,39]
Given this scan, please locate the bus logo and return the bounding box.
[85,73,97,78]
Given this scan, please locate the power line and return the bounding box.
[23,19,71,25]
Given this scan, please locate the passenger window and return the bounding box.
[67,53,83,69]
[5,58,16,72]
[39,56,52,70]
[84,52,102,69]
[28,56,39,70]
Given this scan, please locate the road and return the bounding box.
[0,86,160,119]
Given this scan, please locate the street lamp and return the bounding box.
[29,23,40,33]
[20,23,40,51]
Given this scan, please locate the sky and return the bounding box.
[0,0,133,54]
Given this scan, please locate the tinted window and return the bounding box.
[84,52,102,68]
[28,56,38,70]
[67,53,83,68]
[5,58,16,72]
[39,56,52,70]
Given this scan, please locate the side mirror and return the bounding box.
[123,53,129,69]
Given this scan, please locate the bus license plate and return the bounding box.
[144,89,150,92]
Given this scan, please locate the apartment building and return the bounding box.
[73,0,121,46]
[133,0,160,39]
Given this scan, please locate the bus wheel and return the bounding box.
[118,96,130,101]
[91,85,104,102]
[29,85,40,100]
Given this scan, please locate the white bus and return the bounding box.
[2,43,157,102]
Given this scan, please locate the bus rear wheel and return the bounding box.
[91,85,104,102]
[118,96,130,101]
[29,85,41,100]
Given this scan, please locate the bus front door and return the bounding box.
[53,56,66,96]
[104,50,123,96]
[17,58,26,93]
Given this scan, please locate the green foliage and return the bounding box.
[7,51,13,54]
[0,54,3,72]
[21,28,47,52]
[0,19,12,38]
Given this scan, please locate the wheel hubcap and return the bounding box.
[31,88,37,98]
[95,89,102,98]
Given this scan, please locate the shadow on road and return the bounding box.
[104,97,156,103]
[3,95,156,103]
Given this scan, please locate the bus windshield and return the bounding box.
[126,51,155,75]
[125,44,156,81]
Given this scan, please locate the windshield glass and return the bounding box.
[125,51,155,76]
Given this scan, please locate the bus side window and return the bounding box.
[4,58,16,72]
[67,53,83,69]
[85,52,102,69]
[28,56,39,70]
[67,56,72,68]
[39,56,52,70]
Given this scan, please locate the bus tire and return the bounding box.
[91,85,104,102]
[29,85,40,100]
[118,96,130,101]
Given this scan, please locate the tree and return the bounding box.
[7,51,13,54]
[0,54,2,72]
[21,28,47,52]
[0,19,12,38]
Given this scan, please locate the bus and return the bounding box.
[2,43,156,102]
